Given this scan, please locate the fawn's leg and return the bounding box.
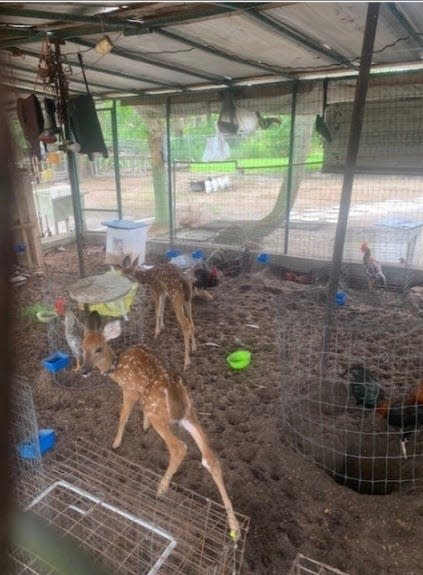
[141,405,150,431]
[112,390,138,449]
[152,291,166,336]
[173,304,192,369]
[183,300,197,352]
[180,413,240,539]
[149,414,187,495]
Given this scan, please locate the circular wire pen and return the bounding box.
[278,287,423,495]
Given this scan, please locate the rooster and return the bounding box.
[185,265,220,301]
[54,297,84,370]
[360,242,386,290]
[344,364,385,408]
[377,381,423,459]
[345,365,423,458]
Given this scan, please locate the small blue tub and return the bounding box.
[42,351,70,373]
[257,252,270,264]
[18,429,56,459]
[166,248,183,259]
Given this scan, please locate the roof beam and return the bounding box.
[2,48,183,90]
[385,3,423,48]
[3,78,85,96]
[237,5,358,70]
[4,62,138,95]
[0,6,143,32]
[135,27,296,81]
[73,38,233,86]
[119,2,270,31]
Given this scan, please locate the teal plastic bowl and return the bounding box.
[226,349,251,370]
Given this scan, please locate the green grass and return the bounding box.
[189,152,323,173]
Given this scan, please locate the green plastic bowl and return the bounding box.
[226,349,251,370]
[36,310,58,323]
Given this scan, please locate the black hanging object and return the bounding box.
[315,78,332,143]
[68,94,108,161]
[68,52,108,161]
[217,91,239,135]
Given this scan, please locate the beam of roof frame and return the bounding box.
[117,2,271,31]
[140,27,296,81]
[2,47,183,89]
[385,2,423,48]
[0,6,144,32]
[4,61,139,94]
[235,5,359,71]
[73,38,234,86]
[3,78,85,96]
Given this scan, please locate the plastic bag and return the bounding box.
[202,132,231,162]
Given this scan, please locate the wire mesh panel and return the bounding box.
[288,554,350,575]
[11,438,249,575]
[10,376,46,507]
[279,287,423,494]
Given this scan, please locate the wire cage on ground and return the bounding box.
[288,554,350,575]
[278,287,423,494]
[10,376,46,507]
[11,437,249,575]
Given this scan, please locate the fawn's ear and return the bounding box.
[103,319,122,341]
[131,256,139,269]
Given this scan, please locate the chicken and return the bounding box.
[360,242,386,290]
[184,265,220,301]
[256,111,281,129]
[344,364,385,408]
[345,365,423,458]
[54,298,84,370]
[377,380,423,459]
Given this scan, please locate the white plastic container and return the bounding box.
[102,218,154,265]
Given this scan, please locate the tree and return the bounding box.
[214,114,316,245]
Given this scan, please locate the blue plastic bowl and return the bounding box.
[191,249,204,260]
[17,429,56,459]
[166,248,183,259]
[42,351,70,373]
[257,252,270,264]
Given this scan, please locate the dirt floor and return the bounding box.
[11,243,423,575]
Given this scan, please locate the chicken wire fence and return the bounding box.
[29,73,423,294]
[278,287,423,495]
[163,76,423,285]
[10,380,249,575]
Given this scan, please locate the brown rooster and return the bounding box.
[377,380,423,458]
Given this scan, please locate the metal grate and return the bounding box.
[11,437,249,575]
[289,554,350,575]
[10,376,46,507]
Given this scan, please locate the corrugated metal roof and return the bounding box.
[1,2,423,100]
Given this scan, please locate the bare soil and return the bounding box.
[12,243,423,575]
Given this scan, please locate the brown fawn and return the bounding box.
[81,311,240,540]
[122,256,196,370]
